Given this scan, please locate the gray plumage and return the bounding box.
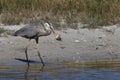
[14,23,52,39]
[14,22,61,66]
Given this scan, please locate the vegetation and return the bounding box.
[0,28,11,37]
[0,28,6,34]
[0,0,120,28]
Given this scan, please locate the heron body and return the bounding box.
[14,22,61,66]
[14,23,52,39]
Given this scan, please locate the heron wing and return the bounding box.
[15,27,36,38]
[14,23,50,38]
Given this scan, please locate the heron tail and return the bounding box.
[13,32,18,36]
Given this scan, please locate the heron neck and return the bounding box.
[43,28,51,35]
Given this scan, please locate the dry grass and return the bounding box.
[0,0,120,28]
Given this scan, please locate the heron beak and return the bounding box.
[53,33,62,41]
[49,25,62,41]
[53,32,62,41]
[56,34,62,41]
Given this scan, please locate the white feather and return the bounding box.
[44,23,50,30]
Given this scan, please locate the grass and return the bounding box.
[0,0,120,28]
[0,28,6,34]
[0,28,14,36]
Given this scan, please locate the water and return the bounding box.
[0,59,120,80]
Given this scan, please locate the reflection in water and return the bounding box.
[24,64,44,80]
[0,64,44,80]
[0,59,120,80]
[24,65,29,80]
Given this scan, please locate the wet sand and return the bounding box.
[0,25,120,65]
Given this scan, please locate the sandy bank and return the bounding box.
[0,25,120,65]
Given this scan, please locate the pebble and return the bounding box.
[60,46,65,49]
[76,52,80,55]
[74,40,80,43]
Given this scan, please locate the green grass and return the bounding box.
[0,0,120,28]
[0,28,14,36]
[0,28,6,34]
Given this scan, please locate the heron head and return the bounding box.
[44,22,51,31]
[44,22,62,41]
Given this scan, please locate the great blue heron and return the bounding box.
[14,22,62,66]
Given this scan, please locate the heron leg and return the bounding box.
[25,39,30,66]
[35,38,45,66]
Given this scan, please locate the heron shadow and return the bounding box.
[15,58,40,63]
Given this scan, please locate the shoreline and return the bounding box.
[0,25,120,65]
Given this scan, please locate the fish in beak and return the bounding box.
[45,22,62,41]
[53,33,62,41]
[49,23,62,41]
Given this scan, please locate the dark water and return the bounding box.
[0,59,120,80]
